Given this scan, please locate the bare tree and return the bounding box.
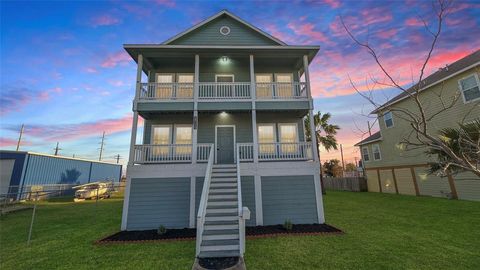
[342,0,480,177]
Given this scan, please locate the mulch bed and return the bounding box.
[198,257,239,270]
[97,223,343,244]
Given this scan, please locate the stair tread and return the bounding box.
[205,220,239,225]
[203,229,239,235]
[200,244,239,252]
[198,250,240,258]
[201,239,239,246]
[202,234,239,241]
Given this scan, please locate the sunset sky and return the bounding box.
[1,0,479,166]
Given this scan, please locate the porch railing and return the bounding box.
[133,144,212,164]
[238,142,313,161]
[139,83,194,100]
[256,82,307,99]
[198,82,251,99]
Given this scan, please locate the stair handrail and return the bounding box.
[195,143,214,256]
[236,144,245,256]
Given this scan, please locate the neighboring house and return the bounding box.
[121,10,324,258]
[356,50,480,201]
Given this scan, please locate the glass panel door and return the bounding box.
[174,126,192,157]
[177,74,194,98]
[279,123,298,154]
[156,74,174,98]
[258,124,276,157]
[152,126,171,156]
[275,74,293,98]
[256,74,273,98]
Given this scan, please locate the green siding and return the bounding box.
[198,112,253,144]
[127,178,190,230]
[169,15,279,46]
[137,102,194,112]
[256,101,310,110]
[261,175,318,225]
[241,176,256,226]
[198,102,251,111]
[195,177,204,216]
[143,114,193,144]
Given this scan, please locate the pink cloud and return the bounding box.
[359,8,393,25]
[101,51,131,68]
[405,17,424,27]
[376,29,398,39]
[90,14,121,27]
[263,23,296,44]
[323,0,341,9]
[25,114,141,142]
[287,22,330,44]
[108,80,125,87]
[0,137,18,147]
[84,67,98,73]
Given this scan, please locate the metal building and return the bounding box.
[0,150,122,199]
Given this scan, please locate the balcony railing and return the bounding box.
[198,82,251,99]
[133,144,212,163]
[137,82,308,101]
[256,82,307,99]
[238,142,314,161]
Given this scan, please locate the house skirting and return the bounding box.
[364,164,480,201]
[121,161,324,230]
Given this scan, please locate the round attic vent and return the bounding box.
[220,26,231,36]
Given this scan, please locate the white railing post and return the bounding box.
[196,144,214,256]
[236,144,245,256]
[128,54,143,165]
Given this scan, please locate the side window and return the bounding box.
[372,144,381,160]
[362,147,370,162]
[384,111,394,128]
[458,74,480,103]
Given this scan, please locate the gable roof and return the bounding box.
[372,49,480,114]
[354,131,382,146]
[162,10,286,46]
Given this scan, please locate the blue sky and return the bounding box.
[1,0,479,165]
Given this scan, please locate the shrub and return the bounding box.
[283,219,293,231]
[157,225,167,235]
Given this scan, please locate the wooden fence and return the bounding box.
[323,177,368,192]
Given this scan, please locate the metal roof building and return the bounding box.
[0,150,122,199]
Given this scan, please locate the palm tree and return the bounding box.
[305,111,340,194]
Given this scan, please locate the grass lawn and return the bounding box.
[1,191,479,270]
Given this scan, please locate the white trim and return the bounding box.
[173,124,193,145]
[162,10,286,45]
[278,122,299,143]
[189,176,196,228]
[362,146,370,162]
[215,74,235,82]
[313,172,325,223]
[254,175,263,225]
[125,44,319,50]
[373,62,480,113]
[214,125,236,164]
[458,72,480,104]
[121,174,133,230]
[219,26,231,36]
[372,144,382,161]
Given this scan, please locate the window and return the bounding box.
[215,74,234,83]
[458,74,480,103]
[258,124,276,154]
[372,144,381,160]
[152,126,171,155]
[362,147,370,162]
[275,73,293,97]
[176,74,194,98]
[384,111,394,128]
[255,74,273,98]
[174,125,192,155]
[278,123,298,153]
[155,74,174,98]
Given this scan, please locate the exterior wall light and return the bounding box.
[221,56,229,62]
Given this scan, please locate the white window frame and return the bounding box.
[176,73,194,83]
[362,146,370,162]
[278,122,299,143]
[257,123,277,155]
[372,144,381,161]
[458,73,480,104]
[173,124,193,144]
[155,73,175,83]
[215,74,235,82]
[274,73,293,83]
[151,124,172,144]
[384,111,394,128]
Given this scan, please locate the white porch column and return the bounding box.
[128,54,143,165]
[304,54,319,162]
[254,175,263,225]
[192,54,199,164]
[189,176,196,228]
[250,55,259,163]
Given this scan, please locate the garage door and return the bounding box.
[394,168,416,195]
[0,159,15,195]
[379,170,396,194]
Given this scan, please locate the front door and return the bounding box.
[216,126,235,164]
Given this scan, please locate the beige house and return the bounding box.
[356,50,480,201]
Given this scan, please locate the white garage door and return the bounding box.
[0,159,15,195]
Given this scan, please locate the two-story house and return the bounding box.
[356,50,480,201]
[121,10,324,258]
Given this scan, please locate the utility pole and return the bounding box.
[98,131,105,161]
[72,154,76,158]
[114,154,122,164]
[340,144,345,173]
[367,121,372,136]
[53,142,62,156]
[16,124,24,151]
